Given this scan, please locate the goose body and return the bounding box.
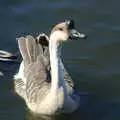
[14,20,87,115]
[14,33,74,97]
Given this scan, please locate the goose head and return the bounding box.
[50,20,87,43]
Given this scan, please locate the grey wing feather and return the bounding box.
[14,78,27,99]
[25,35,37,62]
[17,35,48,79]
[18,35,39,64]
[17,37,31,64]
[18,36,50,102]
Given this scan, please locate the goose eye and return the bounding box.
[59,28,63,31]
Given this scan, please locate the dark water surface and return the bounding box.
[0,0,120,120]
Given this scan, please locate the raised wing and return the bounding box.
[17,35,49,81]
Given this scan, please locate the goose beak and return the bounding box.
[69,29,87,39]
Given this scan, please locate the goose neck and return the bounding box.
[49,39,64,92]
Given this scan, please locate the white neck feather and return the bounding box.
[49,37,66,93]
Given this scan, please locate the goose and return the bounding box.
[15,20,87,115]
[0,50,18,73]
[14,33,74,97]
[0,50,17,62]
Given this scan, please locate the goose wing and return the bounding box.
[17,36,50,102]
[15,34,73,95]
[17,35,49,81]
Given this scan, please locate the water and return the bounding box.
[0,0,120,119]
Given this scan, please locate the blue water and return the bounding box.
[0,0,120,120]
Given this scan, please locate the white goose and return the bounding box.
[14,33,75,97]
[15,20,87,115]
